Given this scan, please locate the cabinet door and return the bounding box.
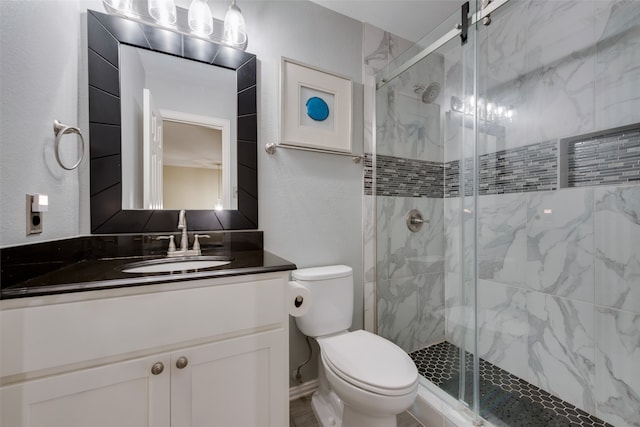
[171,329,288,427]
[1,353,171,427]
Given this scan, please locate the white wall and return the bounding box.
[0,0,100,246]
[241,1,365,385]
[163,165,218,210]
[1,0,365,387]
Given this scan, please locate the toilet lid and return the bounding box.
[292,265,352,281]
[319,330,418,396]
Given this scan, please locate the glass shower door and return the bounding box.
[443,0,480,417]
[374,0,482,422]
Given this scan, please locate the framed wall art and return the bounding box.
[280,57,353,153]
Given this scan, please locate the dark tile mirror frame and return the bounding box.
[87,10,257,233]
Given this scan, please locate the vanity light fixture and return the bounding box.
[101,0,249,50]
[223,0,247,47]
[188,0,213,36]
[148,0,177,26]
[450,95,516,123]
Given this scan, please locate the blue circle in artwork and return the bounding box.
[306,97,329,121]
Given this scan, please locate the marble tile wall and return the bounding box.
[444,0,640,160]
[365,22,446,344]
[377,195,445,352]
[363,23,415,333]
[375,55,445,164]
[443,184,640,425]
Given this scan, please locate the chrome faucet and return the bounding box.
[157,210,209,257]
[178,209,189,252]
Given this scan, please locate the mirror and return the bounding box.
[119,45,236,210]
[87,10,257,233]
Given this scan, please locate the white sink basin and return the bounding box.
[122,257,231,274]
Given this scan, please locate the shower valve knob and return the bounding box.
[406,209,429,232]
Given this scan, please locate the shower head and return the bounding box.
[413,82,441,104]
[421,82,440,103]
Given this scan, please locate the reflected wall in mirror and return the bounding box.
[162,121,225,210]
[87,10,257,233]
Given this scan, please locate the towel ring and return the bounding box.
[53,120,85,170]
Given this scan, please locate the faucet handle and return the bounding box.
[156,235,176,253]
[192,234,210,254]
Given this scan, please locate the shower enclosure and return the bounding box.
[373,0,640,425]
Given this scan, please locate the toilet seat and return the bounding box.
[318,330,418,396]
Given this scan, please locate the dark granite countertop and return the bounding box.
[1,232,296,299]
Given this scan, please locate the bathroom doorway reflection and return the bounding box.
[374,0,640,425]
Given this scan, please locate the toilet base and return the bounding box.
[311,390,400,427]
[311,391,342,427]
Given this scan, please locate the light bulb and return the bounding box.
[506,108,515,121]
[223,0,247,46]
[148,0,177,26]
[188,0,213,36]
[103,0,132,14]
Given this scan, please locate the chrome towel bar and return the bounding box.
[265,142,363,164]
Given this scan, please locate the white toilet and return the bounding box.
[292,265,419,427]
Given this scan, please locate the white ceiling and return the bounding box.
[309,0,461,43]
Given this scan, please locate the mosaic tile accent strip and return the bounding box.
[445,140,558,197]
[365,153,445,198]
[367,125,640,198]
[410,341,612,427]
[566,125,640,187]
[364,153,374,195]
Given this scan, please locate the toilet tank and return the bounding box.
[292,265,353,337]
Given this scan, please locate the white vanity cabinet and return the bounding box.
[170,329,286,426]
[1,272,290,427]
[1,351,172,427]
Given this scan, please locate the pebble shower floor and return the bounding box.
[410,342,612,427]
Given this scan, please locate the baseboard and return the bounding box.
[289,379,319,401]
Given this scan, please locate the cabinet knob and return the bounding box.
[176,356,189,369]
[151,362,165,375]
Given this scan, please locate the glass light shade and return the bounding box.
[188,0,213,36]
[103,0,132,14]
[223,1,247,46]
[148,0,177,25]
